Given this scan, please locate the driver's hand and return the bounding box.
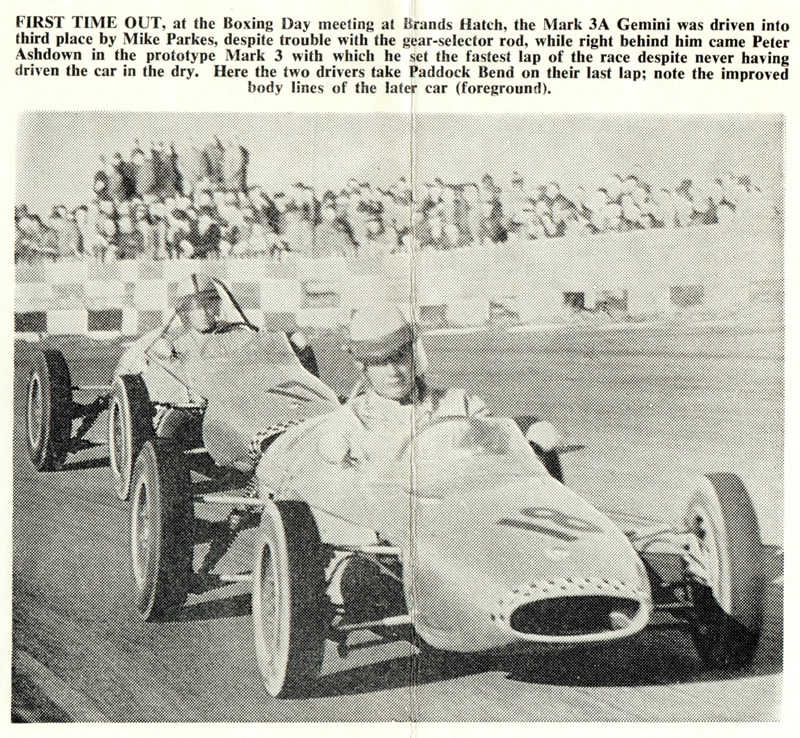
[318,433,366,467]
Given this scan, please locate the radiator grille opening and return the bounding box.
[509,596,640,636]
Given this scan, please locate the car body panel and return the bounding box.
[112,281,338,468]
[260,414,653,652]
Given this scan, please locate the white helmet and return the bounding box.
[348,305,428,375]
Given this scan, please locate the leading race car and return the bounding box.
[25,276,766,699]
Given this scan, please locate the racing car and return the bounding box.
[25,275,766,698]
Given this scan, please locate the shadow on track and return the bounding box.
[311,623,782,699]
[172,593,252,623]
[60,456,110,472]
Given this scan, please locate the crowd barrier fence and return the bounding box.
[14,222,782,338]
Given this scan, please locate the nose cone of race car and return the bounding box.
[403,474,653,652]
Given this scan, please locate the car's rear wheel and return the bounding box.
[684,473,765,669]
[26,350,73,471]
[130,440,193,620]
[252,501,328,698]
[110,374,154,500]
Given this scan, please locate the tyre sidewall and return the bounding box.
[26,351,72,471]
[130,440,192,620]
[111,375,153,500]
[686,485,732,614]
[252,502,293,697]
[685,473,765,668]
[252,501,327,698]
[131,442,164,618]
[686,473,763,631]
[26,364,51,468]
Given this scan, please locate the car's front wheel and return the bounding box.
[110,374,154,500]
[252,500,328,698]
[684,473,765,669]
[130,440,193,621]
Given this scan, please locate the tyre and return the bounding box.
[110,374,154,500]
[684,473,765,669]
[130,440,193,621]
[26,350,73,471]
[252,500,328,698]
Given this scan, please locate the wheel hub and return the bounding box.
[688,508,722,594]
[133,480,151,586]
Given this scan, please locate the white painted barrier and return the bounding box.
[14,222,782,336]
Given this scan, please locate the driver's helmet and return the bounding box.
[175,273,221,333]
[347,305,428,375]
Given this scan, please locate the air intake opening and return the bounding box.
[509,596,640,636]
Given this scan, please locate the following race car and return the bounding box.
[25,275,766,698]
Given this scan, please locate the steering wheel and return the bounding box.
[211,321,253,335]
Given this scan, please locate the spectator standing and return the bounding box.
[167,208,193,259]
[49,207,83,259]
[155,142,178,198]
[312,202,355,258]
[132,203,158,259]
[203,136,225,189]
[223,136,249,192]
[136,146,157,198]
[115,215,145,259]
[93,155,111,201]
[192,212,223,259]
[178,138,206,199]
[620,194,646,230]
[96,216,117,262]
[150,142,167,198]
[482,195,508,243]
[106,154,123,203]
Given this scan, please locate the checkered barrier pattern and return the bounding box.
[14,223,782,338]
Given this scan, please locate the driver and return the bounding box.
[320,305,564,468]
[335,306,489,459]
[152,273,228,361]
[175,272,223,336]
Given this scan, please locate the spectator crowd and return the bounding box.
[15,136,778,264]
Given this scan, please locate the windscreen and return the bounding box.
[211,279,253,326]
[400,416,544,497]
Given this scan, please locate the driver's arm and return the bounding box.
[149,328,194,361]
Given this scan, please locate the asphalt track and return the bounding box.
[12,321,783,721]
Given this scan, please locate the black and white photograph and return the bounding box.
[12,111,783,721]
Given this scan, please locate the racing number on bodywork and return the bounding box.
[497,507,602,542]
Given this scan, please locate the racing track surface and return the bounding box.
[12,321,783,721]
